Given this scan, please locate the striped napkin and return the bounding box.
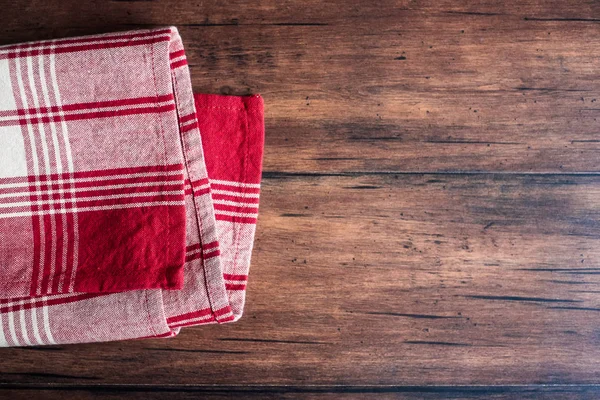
[0,27,263,346]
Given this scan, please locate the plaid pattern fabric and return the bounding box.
[0,27,264,346]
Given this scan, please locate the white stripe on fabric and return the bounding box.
[0,100,176,123]
[25,57,52,174]
[192,183,210,191]
[42,303,55,344]
[211,189,260,198]
[48,42,73,292]
[0,201,186,219]
[0,293,83,309]
[38,51,62,173]
[7,311,19,346]
[179,120,195,129]
[170,55,186,63]
[28,50,58,295]
[224,280,248,285]
[49,46,73,172]
[26,55,51,177]
[41,48,68,293]
[18,302,32,346]
[0,170,183,190]
[0,181,183,199]
[30,305,44,345]
[0,190,184,208]
[210,179,261,189]
[0,312,7,347]
[214,210,258,218]
[14,56,39,175]
[16,53,46,296]
[212,199,259,208]
[0,33,172,56]
[171,314,214,327]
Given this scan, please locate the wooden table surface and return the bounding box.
[2,0,600,398]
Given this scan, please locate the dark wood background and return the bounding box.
[2,0,600,398]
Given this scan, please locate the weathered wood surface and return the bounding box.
[2,0,600,398]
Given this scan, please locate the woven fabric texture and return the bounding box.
[0,27,264,346]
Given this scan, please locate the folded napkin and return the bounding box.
[0,27,263,346]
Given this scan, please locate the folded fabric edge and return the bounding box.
[163,28,233,326]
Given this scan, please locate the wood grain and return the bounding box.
[2,0,600,398]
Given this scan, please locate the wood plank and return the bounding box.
[2,385,600,399]
[1,174,599,385]
[3,1,600,172]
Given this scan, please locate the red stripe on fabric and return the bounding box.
[51,209,65,293]
[0,194,186,214]
[211,193,260,204]
[166,306,233,327]
[169,49,186,60]
[214,305,232,318]
[211,183,261,194]
[0,166,184,195]
[170,59,188,69]
[223,274,248,281]
[29,207,42,297]
[185,252,202,263]
[0,29,172,52]
[71,175,184,190]
[166,308,212,324]
[193,187,211,196]
[6,104,176,126]
[46,164,183,181]
[179,113,196,124]
[225,284,247,291]
[215,214,258,224]
[63,204,78,292]
[70,183,182,199]
[8,194,184,213]
[0,293,105,313]
[0,94,175,118]
[74,194,184,208]
[179,121,197,133]
[213,203,259,214]
[169,316,215,328]
[41,211,54,297]
[217,315,235,323]
[191,178,209,188]
[186,243,201,252]
[2,36,171,60]
[184,188,193,196]
[203,249,220,259]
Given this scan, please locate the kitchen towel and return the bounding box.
[0,27,264,346]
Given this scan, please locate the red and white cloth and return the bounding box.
[0,27,264,346]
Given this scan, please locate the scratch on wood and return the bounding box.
[425,140,523,145]
[364,312,462,319]
[444,11,503,16]
[464,295,581,303]
[523,17,600,22]
[0,372,100,380]
[145,348,250,354]
[404,341,471,347]
[549,306,600,312]
[219,338,329,345]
